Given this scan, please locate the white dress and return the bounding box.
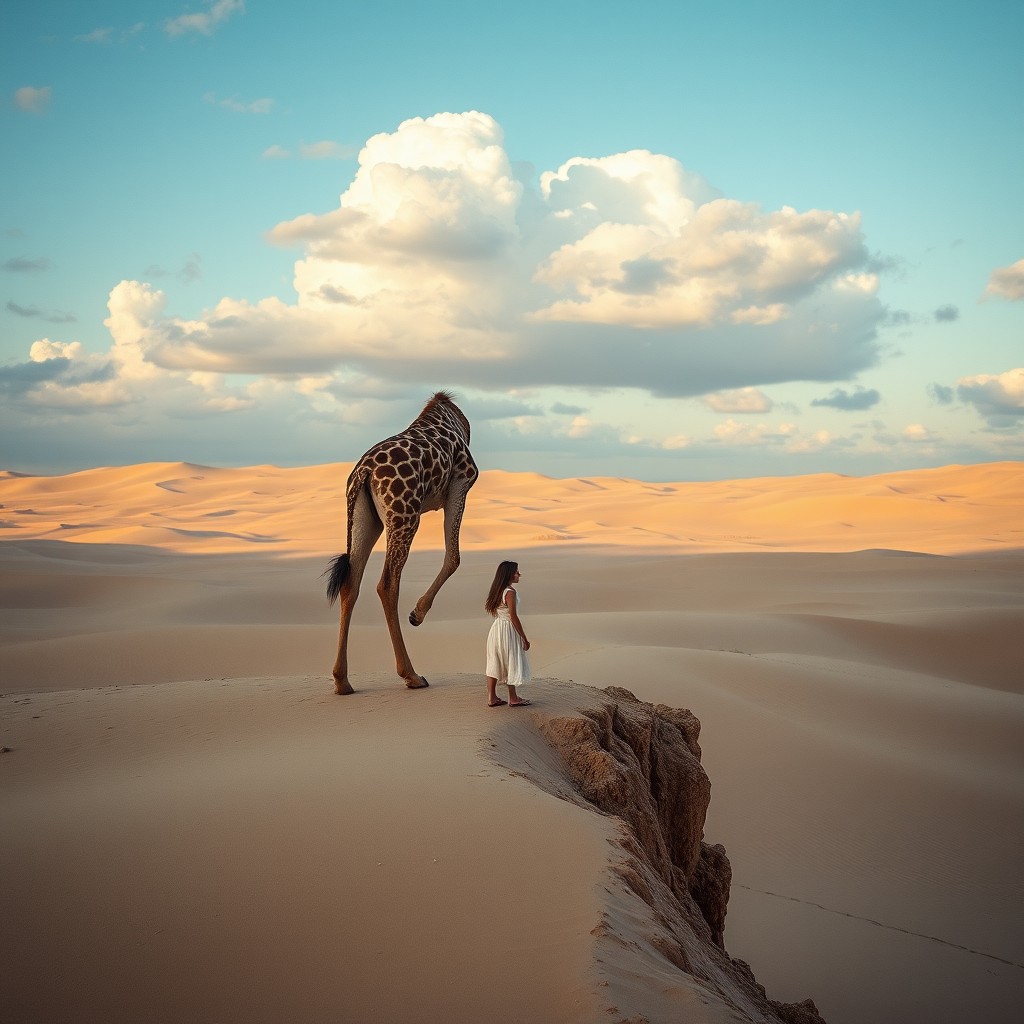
[486,587,532,687]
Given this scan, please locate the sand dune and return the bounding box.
[1,460,1021,555]
[2,461,1023,1023]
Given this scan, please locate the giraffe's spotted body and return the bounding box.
[357,406,476,522]
[326,392,477,693]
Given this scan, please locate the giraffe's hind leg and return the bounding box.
[331,487,382,694]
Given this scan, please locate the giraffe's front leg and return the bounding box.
[378,521,430,689]
[409,490,467,627]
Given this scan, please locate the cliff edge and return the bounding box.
[493,680,827,1024]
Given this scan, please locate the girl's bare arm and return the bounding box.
[506,589,531,650]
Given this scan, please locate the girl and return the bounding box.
[484,560,532,706]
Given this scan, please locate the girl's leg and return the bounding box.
[487,676,504,705]
[508,684,529,706]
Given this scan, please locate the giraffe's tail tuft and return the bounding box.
[323,553,351,606]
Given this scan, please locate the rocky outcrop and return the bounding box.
[535,684,827,1024]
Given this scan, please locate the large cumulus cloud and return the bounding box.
[4,110,911,475]
[104,110,883,396]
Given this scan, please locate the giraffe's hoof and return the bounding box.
[405,676,429,689]
[334,679,355,695]
[409,610,422,627]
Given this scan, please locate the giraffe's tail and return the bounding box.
[323,553,350,606]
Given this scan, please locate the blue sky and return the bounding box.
[2,0,1022,480]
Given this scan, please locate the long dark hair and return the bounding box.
[484,560,518,615]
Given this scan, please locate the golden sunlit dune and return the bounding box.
[0,460,1021,555]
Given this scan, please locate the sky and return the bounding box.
[2,0,1022,482]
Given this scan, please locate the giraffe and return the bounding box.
[325,391,478,694]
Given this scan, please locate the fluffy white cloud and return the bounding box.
[29,339,80,361]
[534,197,866,329]
[105,110,880,398]
[19,338,126,409]
[104,281,170,380]
[957,367,1024,420]
[273,111,522,262]
[3,285,264,417]
[983,258,1024,301]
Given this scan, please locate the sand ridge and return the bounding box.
[1,673,613,1023]
[1,459,1021,555]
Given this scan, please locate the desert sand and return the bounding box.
[2,460,1023,1023]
